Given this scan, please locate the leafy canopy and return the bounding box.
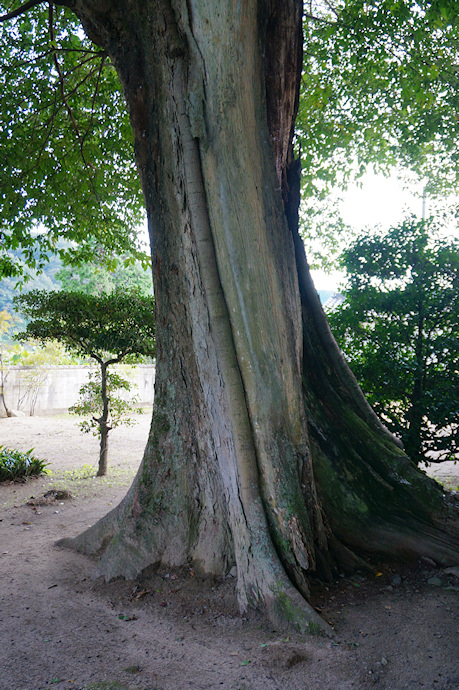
[0,2,146,278]
[328,218,459,463]
[299,0,459,266]
[14,289,155,364]
[2,1,458,280]
[300,0,459,195]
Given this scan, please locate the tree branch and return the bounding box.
[80,54,106,153]
[105,350,132,367]
[47,1,96,170]
[5,48,106,70]
[0,0,44,22]
[304,12,339,27]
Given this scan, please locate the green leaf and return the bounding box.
[328,217,459,464]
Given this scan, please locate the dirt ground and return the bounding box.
[1,413,458,690]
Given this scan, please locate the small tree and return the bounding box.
[69,368,143,448]
[14,289,155,476]
[328,219,459,465]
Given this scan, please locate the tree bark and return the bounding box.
[56,0,459,632]
[96,361,110,477]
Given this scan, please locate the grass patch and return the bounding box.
[0,446,48,482]
[435,476,459,492]
[45,463,136,499]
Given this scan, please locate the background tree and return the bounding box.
[0,246,153,339]
[69,367,143,467]
[56,256,153,296]
[14,289,155,476]
[1,0,458,633]
[328,219,459,465]
[0,308,16,416]
[299,0,459,266]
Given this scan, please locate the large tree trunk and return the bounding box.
[59,0,459,632]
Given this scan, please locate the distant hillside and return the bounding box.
[0,250,62,322]
[0,248,153,340]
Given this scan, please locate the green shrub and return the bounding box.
[0,446,49,482]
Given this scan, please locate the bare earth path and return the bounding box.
[1,414,458,690]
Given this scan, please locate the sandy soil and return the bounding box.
[1,413,458,690]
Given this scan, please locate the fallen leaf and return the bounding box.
[240,660,251,666]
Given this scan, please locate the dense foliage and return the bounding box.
[299,0,459,264]
[14,289,155,362]
[0,2,145,278]
[301,0,459,191]
[328,219,459,464]
[2,2,458,277]
[55,257,153,297]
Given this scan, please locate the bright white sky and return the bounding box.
[135,170,456,294]
[309,172,458,292]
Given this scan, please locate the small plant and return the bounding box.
[70,370,142,435]
[0,446,49,482]
[69,369,143,476]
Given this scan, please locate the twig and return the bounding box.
[48,1,95,170]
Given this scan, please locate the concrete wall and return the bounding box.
[0,364,155,416]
